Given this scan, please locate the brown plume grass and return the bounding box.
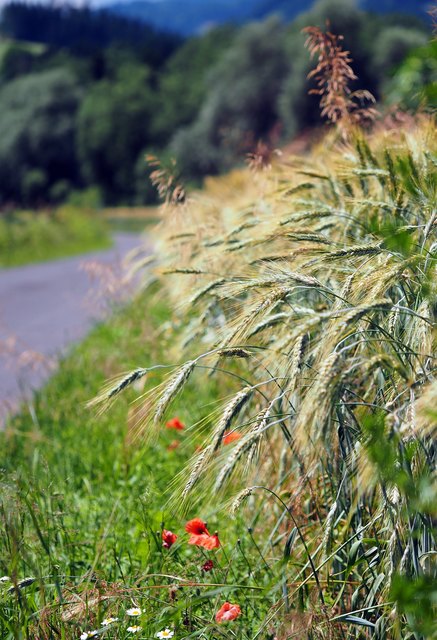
[303,25,377,135]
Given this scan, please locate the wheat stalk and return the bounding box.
[210,387,253,453]
[153,360,196,423]
[182,445,213,499]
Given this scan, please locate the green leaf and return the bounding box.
[332,613,376,628]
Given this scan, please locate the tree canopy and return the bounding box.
[0,0,431,206]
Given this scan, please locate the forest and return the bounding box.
[0,0,434,208]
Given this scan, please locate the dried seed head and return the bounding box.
[217,348,252,358]
[162,268,204,275]
[321,501,338,561]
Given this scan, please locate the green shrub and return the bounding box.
[0,205,110,267]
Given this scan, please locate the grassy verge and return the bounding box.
[0,290,278,639]
[103,207,160,234]
[1,119,435,639]
[0,205,111,267]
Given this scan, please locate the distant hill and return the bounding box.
[361,0,430,14]
[106,0,257,36]
[107,0,431,35]
[253,0,430,20]
[0,2,181,54]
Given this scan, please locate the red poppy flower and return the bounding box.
[162,529,178,549]
[190,533,220,549]
[166,417,185,430]
[201,559,214,572]
[185,518,209,535]
[223,431,242,445]
[215,602,242,623]
[185,519,220,549]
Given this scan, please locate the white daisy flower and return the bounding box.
[126,607,142,617]
[80,631,99,639]
[102,617,118,626]
[156,630,174,639]
[127,625,142,633]
[0,576,10,582]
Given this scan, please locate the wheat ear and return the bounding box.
[154,360,196,424]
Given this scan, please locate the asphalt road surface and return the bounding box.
[0,232,146,422]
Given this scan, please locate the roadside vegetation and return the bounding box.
[0,290,251,639]
[1,109,435,637]
[91,80,437,635]
[103,207,160,234]
[0,205,110,267]
[0,10,435,640]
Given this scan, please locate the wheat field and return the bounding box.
[102,116,436,638]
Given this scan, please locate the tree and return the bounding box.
[0,68,81,206]
[153,26,236,145]
[172,17,288,178]
[0,41,46,83]
[77,64,157,204]
[371,26,427,76]
[1,2,180,60]
[386,40,437,110]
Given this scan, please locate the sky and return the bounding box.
[0,0,166,4]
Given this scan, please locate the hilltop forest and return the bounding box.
[0,0,434,208]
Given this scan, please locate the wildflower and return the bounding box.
[185,518,209,535]
[223,431,242,445]
[201,559,214,572]
[156,630,174,639]
[126,607,142,617]
[196,533,220,549]
[185,518,220,549]
[215,602,242,623]
[80,632,99,639]
[102,617,118,626]
[162,529,178,549]
[127,626,142,634]
[169,585,178,602]
[166,417,185,430]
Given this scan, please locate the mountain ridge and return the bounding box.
[106,0,431,35]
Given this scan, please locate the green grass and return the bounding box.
[0,206,111,268]
[0,290,281,640]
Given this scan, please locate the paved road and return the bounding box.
[0,232,147,421]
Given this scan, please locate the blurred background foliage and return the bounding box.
[0,0,433,209]
[0,204,110,266]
